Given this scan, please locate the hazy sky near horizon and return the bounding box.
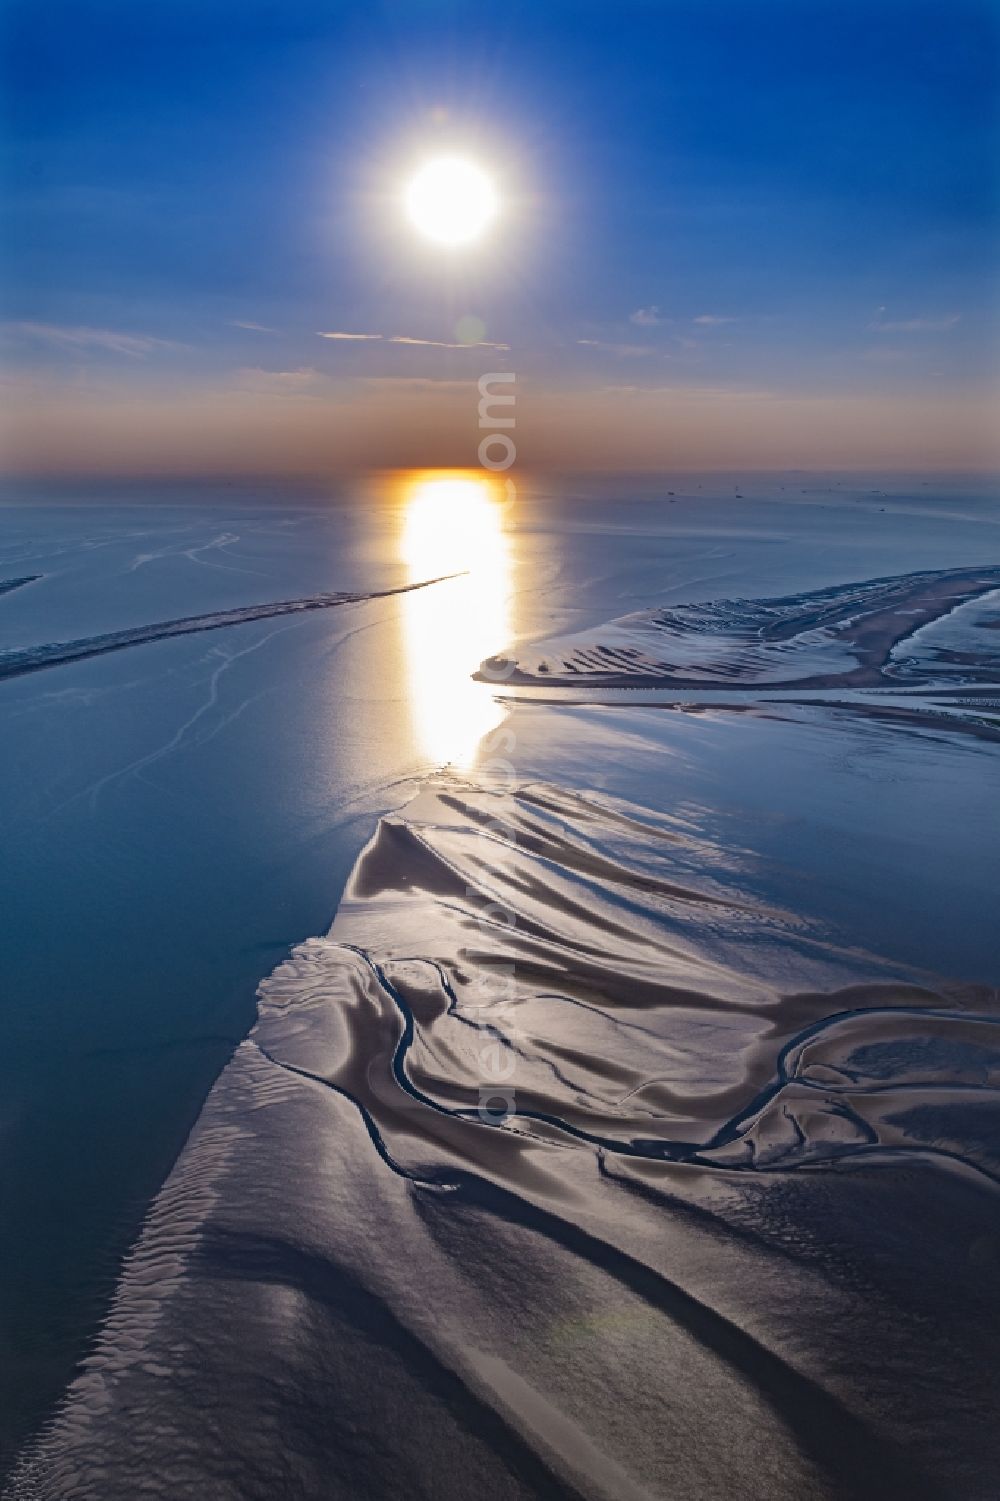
[1,0,998,475]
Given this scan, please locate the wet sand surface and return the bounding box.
[2,475,999,1498]
[11,777,998,1500]
[0,574,458,682]
[490,566,1000,693]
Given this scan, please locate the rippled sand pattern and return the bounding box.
[12,778,999,1501]
[489,566,1000,692]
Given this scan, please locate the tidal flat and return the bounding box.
[2,472,998,1499]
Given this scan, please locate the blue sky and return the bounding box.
[2,0,997,471]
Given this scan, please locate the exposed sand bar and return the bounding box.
[0,573,462,682]
[485,566,1000,692]
[13,776,999,1501]
[0,575,40,598]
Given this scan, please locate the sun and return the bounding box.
[405,157,498,247]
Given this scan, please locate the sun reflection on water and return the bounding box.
[397,470,512,769]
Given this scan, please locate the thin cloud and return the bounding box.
[629,306,664,327]
[316,330,509,350]
[317,330,383,341]
[692,314,735,326]
[388,335,510,350]
[234,366,331,395]
[578,339,657,357]
[230,320,278,334]
[870,312,960,333]
[4,322,184,356]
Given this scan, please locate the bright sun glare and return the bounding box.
[405,157,498,246]
[398,471,511,768]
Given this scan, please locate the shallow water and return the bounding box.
[2,472,998,1494]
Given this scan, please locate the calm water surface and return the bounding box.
[1,471,997,1472]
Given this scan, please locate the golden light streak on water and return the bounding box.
[396,469,512,769]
